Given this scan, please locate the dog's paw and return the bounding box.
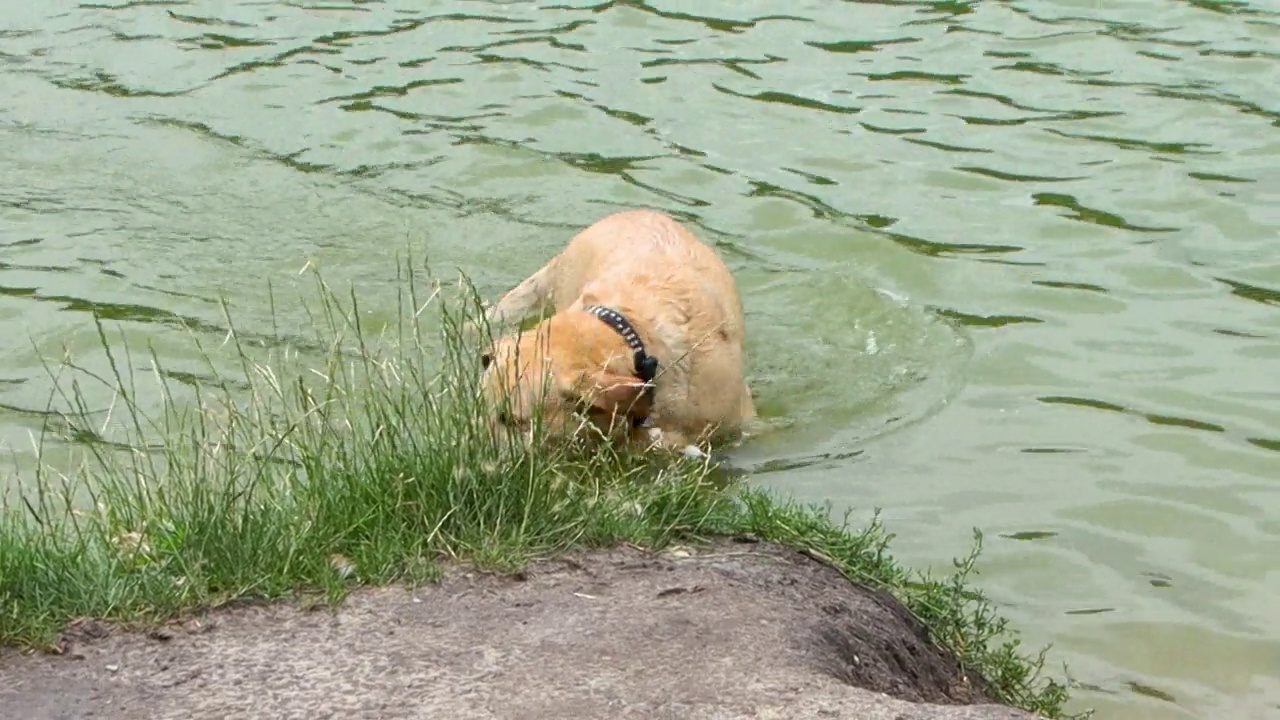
[645,427,706,458]
[679,445,707,459]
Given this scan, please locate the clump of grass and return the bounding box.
[0,263,1075,718]
[1,266,731,640]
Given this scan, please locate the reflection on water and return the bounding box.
[3,0,1280,717]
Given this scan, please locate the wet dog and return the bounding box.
[479,209,755,456]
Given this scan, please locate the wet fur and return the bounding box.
[480,209,755,453]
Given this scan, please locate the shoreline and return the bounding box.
[3,539,1042,720]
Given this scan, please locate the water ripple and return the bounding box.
[3,1,1280,717]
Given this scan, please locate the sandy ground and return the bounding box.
[1,539,1038,720]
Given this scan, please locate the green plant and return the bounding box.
[0,262,1075,717]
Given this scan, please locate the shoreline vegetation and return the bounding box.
[0,266,1073,718]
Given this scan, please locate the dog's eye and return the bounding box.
[497,410,514,426]
[480,352,493,370]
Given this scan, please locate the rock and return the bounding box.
[0,540,1037,720]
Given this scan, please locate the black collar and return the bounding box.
[586,305,658,427]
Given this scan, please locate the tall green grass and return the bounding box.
[0,265,1075,718]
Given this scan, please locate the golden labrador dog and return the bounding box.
[479,209,755,456]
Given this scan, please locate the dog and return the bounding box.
[478,209,755,456]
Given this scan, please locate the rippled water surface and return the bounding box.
[4,1,1280,716]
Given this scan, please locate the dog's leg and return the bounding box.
[738,382,757,419]
[485,262,557,329]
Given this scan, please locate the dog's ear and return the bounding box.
[577,371,652,421]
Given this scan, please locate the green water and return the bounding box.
[3,1,1279,716]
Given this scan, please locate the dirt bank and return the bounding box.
[1,538,1037,719]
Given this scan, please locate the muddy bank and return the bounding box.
[2,539,1037,719]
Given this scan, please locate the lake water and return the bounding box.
[3,1,1279,717]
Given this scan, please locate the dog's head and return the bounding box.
[478,311,653,447]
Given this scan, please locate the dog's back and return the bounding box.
[483,209,755,452]
[549,210,745,337]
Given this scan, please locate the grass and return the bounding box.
[0,263,1076,718]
